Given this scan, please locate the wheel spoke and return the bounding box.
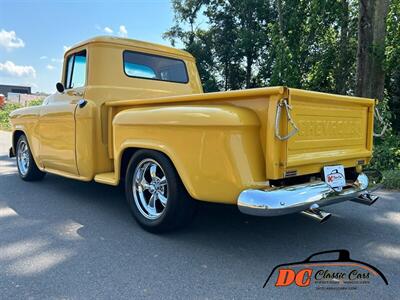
[135,168,142,183]
[140,178,151,190]
[148,193,157,211]
[159,176,167,186]
[149,164,158,180]
[138,185,146,201]
[157,192,167,207]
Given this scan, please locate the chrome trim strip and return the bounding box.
[237,173,377,216]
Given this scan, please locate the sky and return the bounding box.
[0,0,178,93]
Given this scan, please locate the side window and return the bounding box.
[64,50,87,89]
[65,55,74,88]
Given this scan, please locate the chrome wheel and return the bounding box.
[17,140,30,176]
[133,158,169,220]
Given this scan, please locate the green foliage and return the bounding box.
[374,94,393,135]
[164,0,220,92]
[28,98,43,107]
[382,170,400,189]
[370,134,400,171]
[0,103,22,130]
[385,0,400,132]
[166,0,361,94]
[0,99,43,130]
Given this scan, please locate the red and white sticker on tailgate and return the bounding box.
[323,165,346,189]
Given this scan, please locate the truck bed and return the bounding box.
[105,86,374,181]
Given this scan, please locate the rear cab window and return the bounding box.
[64,50,87,89]
[123,50,188,84]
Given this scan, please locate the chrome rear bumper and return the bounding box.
[238,173,381,217]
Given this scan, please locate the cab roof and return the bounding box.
[65,36,194,60]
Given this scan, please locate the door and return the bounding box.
[39,50,87,175]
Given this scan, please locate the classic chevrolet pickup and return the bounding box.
[9,36,381,232]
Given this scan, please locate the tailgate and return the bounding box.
[285,88,375,176]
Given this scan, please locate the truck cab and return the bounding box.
[23,37,203,180]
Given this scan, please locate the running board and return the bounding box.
[94,172,118,186]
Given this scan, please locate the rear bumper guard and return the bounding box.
[238,173,381,217]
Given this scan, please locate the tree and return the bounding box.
[166,0,274,91]
[164,0,220,92]
[165,0,397,111]
[334,0,352,94]
[230,0,273,88]
[206,1,245,90]
[356,0,390,100]
[385,0,400,132]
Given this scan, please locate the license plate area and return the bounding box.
[323,165,346,190]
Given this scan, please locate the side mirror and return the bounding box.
[56,82,65,93]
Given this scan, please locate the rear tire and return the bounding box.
[16,135,46,181]
[125,149,196,233]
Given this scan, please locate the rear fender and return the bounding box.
[112,105,266,203]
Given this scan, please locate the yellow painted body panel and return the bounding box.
[286,89,374,176]
[112,104,266,202]
[39,93,79,175]
[9,36,375,205]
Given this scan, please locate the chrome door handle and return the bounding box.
[67,90,83,97]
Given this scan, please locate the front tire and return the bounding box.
[16,135,46,181]
[125,149,196,233]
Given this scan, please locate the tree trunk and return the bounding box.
[224,60,229,90]
[276,0,284,81]
[371,0,390,100]
[356,0,390,99]
[356,0,374,97]
[245,55,252,88]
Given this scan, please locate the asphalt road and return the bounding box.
[0,130,399,299]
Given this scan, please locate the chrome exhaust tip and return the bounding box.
[301,204,331,223]
[351,193,379,206]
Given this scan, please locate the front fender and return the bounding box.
[113,105,266,204]
[10,106,42,169]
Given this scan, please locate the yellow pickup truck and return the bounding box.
[9,36,381,232]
